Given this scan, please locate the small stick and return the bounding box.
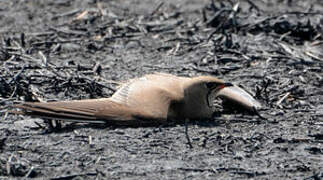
[276,92,291,106]
[89,135,94,147]
[38,51,48,67]
[151,2,164,15]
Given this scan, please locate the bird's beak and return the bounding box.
[206,83,232,108]
[213,83,261,112]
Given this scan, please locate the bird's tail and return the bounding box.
[9,98,139,125]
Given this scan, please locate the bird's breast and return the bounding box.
[167,101,213,120]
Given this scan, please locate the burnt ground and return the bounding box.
[0,0,323,179]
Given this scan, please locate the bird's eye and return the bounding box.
[205,82,216,89]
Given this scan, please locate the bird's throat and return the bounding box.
[206,88,219,108]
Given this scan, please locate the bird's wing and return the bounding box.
[110,74,186,119]
[215,85,262,111]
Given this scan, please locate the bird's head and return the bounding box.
[183,75,261,116]
[183,76,233,109]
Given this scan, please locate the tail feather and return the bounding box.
[12,103,103,123]
[9,98,166,126]
[9,98,149,125]
[15,103,96,117]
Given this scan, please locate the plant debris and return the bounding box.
[0,0,322,179]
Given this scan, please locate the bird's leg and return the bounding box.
[184,118,193,149]
[253,106,267,120]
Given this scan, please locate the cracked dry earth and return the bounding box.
[0,0,323,179]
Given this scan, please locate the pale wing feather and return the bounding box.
[110,74,186,119]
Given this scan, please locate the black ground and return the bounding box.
[1,0,323,179]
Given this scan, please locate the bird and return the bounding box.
[10,73,261,126]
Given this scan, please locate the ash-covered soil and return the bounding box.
[1,0,323,179]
